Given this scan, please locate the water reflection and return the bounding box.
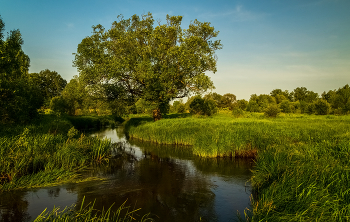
[0,127,253,222]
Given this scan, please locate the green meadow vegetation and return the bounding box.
[0,115,117,191]
[2,12,350,221]
[125,112,350,221]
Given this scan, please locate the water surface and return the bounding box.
[0,127,254,222]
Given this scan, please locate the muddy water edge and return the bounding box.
[0,126,254,222]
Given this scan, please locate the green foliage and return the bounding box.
[292,87,319,102]
[0,115,113,191]
[177,103,186,113]
[314,99,331,115]
[306,102,316,114]
[61,76,88,115]
[279,100,292,113]
[73,13,221,120]
[66,115,117,130]
[264,104,280,117]
[135,98,156,114]
[204,92,237,110]
[30,69,67,107]
[270,89,292,103]
[323,84,350,114]
[0,17,43,123]
[189,95,217,116]
[50,96,72,115]
[67,126,79,139]
[247,94,276,112]
[237,99,248,110]
[171,99,186,113]
[232,108,244,117]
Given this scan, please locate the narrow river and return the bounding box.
[0,126,254,222]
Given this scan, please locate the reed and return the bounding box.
[126,114,350,157]
[33,198,154,222]
[0,115,113,191]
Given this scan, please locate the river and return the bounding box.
[0,126,254,222]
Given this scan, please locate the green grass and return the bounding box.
[125,112,350,221]
[126,113,350,157]
[34,198,154,222]
[0,115,114,191]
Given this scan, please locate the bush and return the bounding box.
[177,103,186,113]
[189,96,217,116]
[50,96,73,115]
[306,103,316,114]
[232,108,244,117]
[314,99,331,115]
[264,105,280,117]
[237,99,248,110]
[246,101,260,112]
[279,100,292,113]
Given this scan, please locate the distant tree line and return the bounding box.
[164,85,350,117]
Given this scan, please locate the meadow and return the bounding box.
[125,112,350,221]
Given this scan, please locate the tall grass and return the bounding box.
[125,113,350,221]
[34,198,154,222]
[0,115,113,191]
[126,114,350,157]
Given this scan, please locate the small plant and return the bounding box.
[264,105,280,117]
[67,126,79,139]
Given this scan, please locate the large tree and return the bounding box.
[0,17,43,123]
[73,13,222,120]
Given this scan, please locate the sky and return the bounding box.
[1,0,349,100]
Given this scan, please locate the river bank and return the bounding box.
[0,114,120,191]
[125,113,350,221]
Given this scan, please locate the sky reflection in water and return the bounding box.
[0,127,253,222]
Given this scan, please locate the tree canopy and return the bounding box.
[0,17,43,123]
[73,12,222,120]
[30,69,67,106]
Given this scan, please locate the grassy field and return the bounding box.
[125,112,350,221]
[0,115,116,191]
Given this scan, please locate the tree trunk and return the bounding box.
[152,108,162,121]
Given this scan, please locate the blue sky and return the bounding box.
[1,0,349,100]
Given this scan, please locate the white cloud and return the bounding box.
[201,5,267,22]
[67,23,74,29]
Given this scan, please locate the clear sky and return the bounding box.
[1,0,349,100]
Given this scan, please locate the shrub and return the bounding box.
[202,99,217,116]
[314,99,331,115]
[306,102,316,114]
[50,96,73,115]
[189,96,217,116]
[237,99,248,110]
[177,103,186,113]
[232,108,244,117]
[264,105,280,117]
[279,100,292,113]
[246,101,260,112]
